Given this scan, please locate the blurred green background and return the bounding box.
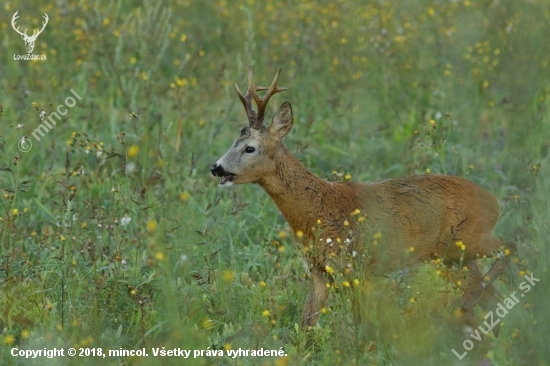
[0,0,549,365]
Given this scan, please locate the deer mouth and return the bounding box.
[220,174,236,185]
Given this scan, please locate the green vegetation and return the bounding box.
[0,0,549,365]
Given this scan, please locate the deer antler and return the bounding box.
[34,13,49,38]
[235,67,286,129]
[11,11,48,39]
[11,11,26,37]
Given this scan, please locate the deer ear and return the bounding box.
[269,102,293,139]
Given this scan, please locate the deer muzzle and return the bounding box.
[210,163,235,186]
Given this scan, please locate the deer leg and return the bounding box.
[461,239,516,336]
[462,239,516,310]
[457,260,504,336]
[461,260,502,311]
[301,269,329,328]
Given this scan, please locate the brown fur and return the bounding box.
[258,145,513,328]
[211,72,514,333]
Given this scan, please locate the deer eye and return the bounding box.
[244,146,256,153]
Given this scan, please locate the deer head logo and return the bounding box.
[11,11,49,54]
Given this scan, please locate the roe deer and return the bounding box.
[210,68,515,333]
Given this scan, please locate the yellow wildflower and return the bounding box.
[127,145,139,159]
[3,335,15,345]
[180,191,190,202]
[222,270,234,282]
[147,220,157,233]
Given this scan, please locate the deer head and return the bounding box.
[11,11,49,54]
[210,68,291,187]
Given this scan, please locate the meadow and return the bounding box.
[0,0,549,365]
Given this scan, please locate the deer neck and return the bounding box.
[257,146,343,237]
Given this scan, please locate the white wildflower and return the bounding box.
[121,215,131,226]
[126,162,136,174]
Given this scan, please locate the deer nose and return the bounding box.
[210,163,225,177]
